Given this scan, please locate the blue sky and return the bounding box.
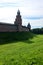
[0,0,43,29]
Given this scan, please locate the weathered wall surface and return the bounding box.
[22,26,29,31]
[0,24,17,32]
[0,23,29,32]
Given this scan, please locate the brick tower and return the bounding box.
[14,10,22,31]
[14,10,22,26]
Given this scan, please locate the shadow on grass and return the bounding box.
[0,32,36,45]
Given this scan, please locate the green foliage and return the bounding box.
[31,28,43,34]
[0,32,43,65]
[0,32,35,44]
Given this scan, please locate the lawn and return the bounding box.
[0,32,43,65]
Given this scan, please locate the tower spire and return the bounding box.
[17,9,20,15]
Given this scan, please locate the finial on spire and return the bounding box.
[17,9,20,15]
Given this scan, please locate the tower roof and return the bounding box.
[17,9,20,15]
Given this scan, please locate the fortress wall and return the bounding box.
[22,27,29,31]
[0,24,18,32]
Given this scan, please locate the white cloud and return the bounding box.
[22,19,43,29]
[0,0,16,3]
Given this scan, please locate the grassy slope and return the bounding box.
[0,32,43,65]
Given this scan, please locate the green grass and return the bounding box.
[0,32,43,65]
